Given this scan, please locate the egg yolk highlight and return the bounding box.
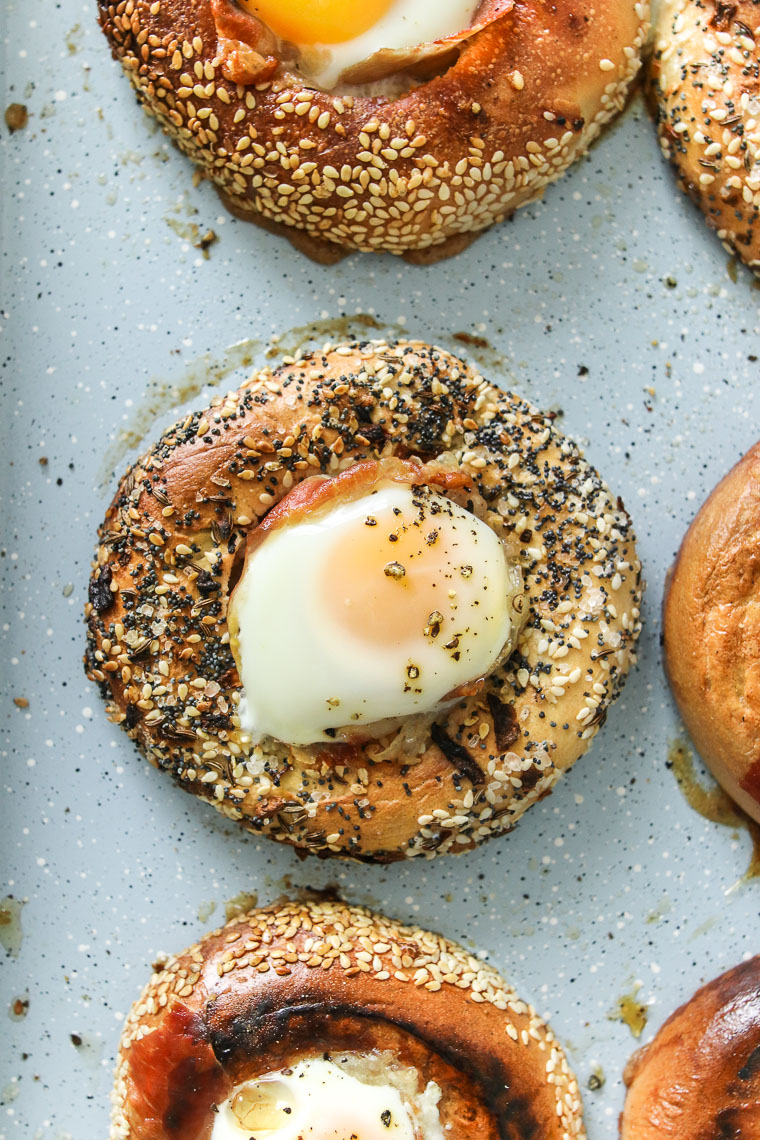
[323,507,470,649]
[241,0,397,45]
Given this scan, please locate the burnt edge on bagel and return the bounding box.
[85,340,643,860]
[111,899,586,1139]
[96,0,648,260]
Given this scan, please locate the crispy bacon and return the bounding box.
[126,1004,227,1140]
[243,457,473,560]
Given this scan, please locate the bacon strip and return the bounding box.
[126,1004,227,1140]
[243,457,473,560]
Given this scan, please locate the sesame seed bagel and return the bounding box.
[649,0,760,273]
[663,440,760,824]
[620,956,760,1138]
[85,340,643,861]
[111,897,585,1139]
[96,0,648,262]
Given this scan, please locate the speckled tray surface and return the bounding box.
[2,4,760,1138]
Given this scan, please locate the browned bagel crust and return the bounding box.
[85,341,643,861]
[110,898,585,1139]
[648,0,760,274]
[96,0,648,260]
[663,440,760,824]
[620,956,760,1138]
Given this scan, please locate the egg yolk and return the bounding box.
[240,0,397,45]
[323,508,469,649]
[232,1080,293,1130]
[226,1063,416,1139]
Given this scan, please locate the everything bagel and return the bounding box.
[97,0,648,261]
[85,340,643,860]
[649,0,760,273]
[110,897,585,1139]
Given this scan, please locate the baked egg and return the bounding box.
[237,0,482,88]
[211,1056,442,1140]
[228,460,524,747]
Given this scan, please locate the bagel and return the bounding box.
[663,440,760,824]
[110,897,585,1139]
[84,339,643,861]
[620,956,760,1138]
[649,0,760,273]
[96,0,648,262]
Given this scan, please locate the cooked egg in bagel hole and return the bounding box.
[228,458,524,746]
[212,1055,443,1140]
[110,898,586,1140]
[237,0,482,90]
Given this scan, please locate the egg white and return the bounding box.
[288,0,478,88]
[230,484,519,746]
[210,1057,432,1140]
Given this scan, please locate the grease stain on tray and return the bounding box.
[266,313,387,359]
[164,195,218,256]
[97,316,521,493]
[608,982,648,1039]
[0,1082,20,1106]
[98,338,262,483]
[69,1032,105,1071]
[449,329,510,376]
[645,894,672,925]
[197,899,217,923]
[668,738,760,888]
[224,891,259,921]
[0,897,25,958]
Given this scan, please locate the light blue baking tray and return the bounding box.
[2,3,759,1137]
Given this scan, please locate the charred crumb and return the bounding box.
[431,723,485,787]
[88,565,114,612]
[4,103,28,132]
[486,693,520,752]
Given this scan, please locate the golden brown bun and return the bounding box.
[96,0,648,260]
[110,897,585,1139]
[663,441,760,824]
[649,0,760,273]
[85,340,643,860]
[620,956,760,1138]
